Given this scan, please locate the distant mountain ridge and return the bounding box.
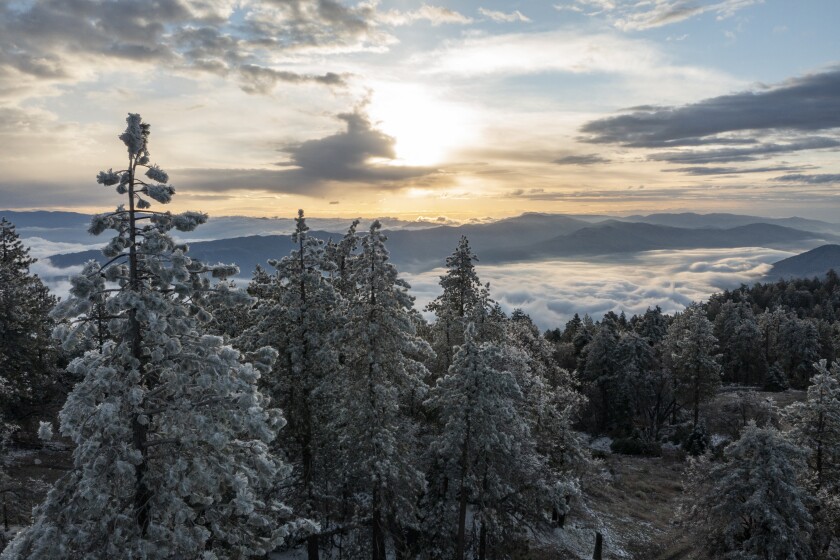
[617,212,840,234]
[768,245,840,280]
[48,218,838,276]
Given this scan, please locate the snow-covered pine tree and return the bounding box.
[324,219,360,300]
[330,221,431,560]
[3,114,295,559]
[0,219,59,412]
[241,210,340,560]
[786,359,840,489]
[426,236,491,376]
[663,305,721,428]
[785,359,840,555]
[501,312,586,530]
[686,422,812,559]
[632,306,669,346]
[426,324,563,560]
[504,311,587,472]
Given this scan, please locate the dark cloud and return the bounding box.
[176,108,438,195]
[552,154,611,165]
[0,0,376,99]
[771,173,840,184]
[649,138,840,164]
[238,65,348,94]
[664,165,809,176]
[241,0,387,51]
[581,68,840,147]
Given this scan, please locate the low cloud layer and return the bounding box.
[404,246,801,329]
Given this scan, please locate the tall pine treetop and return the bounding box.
[427,235,485,319]
[6,114,296,560]
[0,218,36,273]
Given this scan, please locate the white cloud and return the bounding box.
[413,30,739,103]
[403,246,798,329]
[554,0,763,31]
[478,8,531,23]
[378,5,473,26]
[23,237,101,259]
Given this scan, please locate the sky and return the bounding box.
[1,0,840,221]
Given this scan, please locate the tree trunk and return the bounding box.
[815,411,824,486]
[306,534,319,560]
[456,483,468,560]
[593,531,603,560]
[371,487,386,560]
[456,421,471,560]
[600,384,610,432]
[693,381,700,428]
[478,519,487,560]
[127,158,152,537]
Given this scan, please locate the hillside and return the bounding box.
[767,244,840,280]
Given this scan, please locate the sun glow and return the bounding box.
[368,83,477,166]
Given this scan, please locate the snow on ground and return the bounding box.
[589,436,613,454]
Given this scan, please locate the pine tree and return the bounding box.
[502,312,586,526]
[325,219,360,300]
[687,423,812,559]
[427,324,563,560]
[426,237,491,376]
[784,358,840,556]
[785,360,840,489]
[581,316,620,432]
[781,318,821,389]
[3,114,295,559]
[330,221,431,560]
[714,301,766,385]
[241,210,340,560]
[614,331,662,437]
[0,219,59,412]
[632,306,668,345]
[664,305,721,428]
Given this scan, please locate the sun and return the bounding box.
[367,82,477,167]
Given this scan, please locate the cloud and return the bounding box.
[478,8,531,23]
[581,68,840,147]
[771,173,840,184]
[0,0,387,102]
[553,154,611,165]
[379,5,473,26]
[403,246,793,329]
[411,28,739,105]
[175,107,440,195]
[554,0,763,31]
[414,29,727,83]
[237,65,349,94]
[22,238,101,260]
[648,138,840,164]
[664,165,807,175]
[415,215,459,225]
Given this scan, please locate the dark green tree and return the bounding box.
[0,218,59,413]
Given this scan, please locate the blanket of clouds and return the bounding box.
[405,246,801,329]
[34,244,796,331]
[1,0,838,220]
